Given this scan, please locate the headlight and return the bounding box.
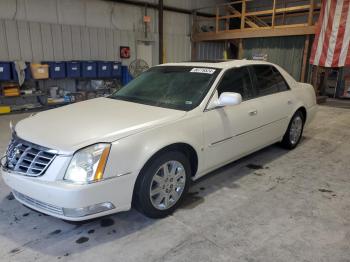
[64,143,111,184]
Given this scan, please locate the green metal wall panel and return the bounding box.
[243,36,305,80]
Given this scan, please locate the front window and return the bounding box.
[109,66,220,111]
[217,67,254,101]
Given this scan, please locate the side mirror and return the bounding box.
[218,92,242,107]
[206,91,242,110]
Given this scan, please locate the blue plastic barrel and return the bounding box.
[81,61,97,78]
[66,61,81,78]
[0,62,11,81]
[97,61,112,78]
[111,61,122,78]
[44,61,66,79]
[121,66,133,85]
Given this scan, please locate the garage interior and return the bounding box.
[0,0,349,261]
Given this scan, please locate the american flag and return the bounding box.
[310,0,350,67]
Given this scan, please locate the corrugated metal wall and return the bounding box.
[163,11,191,63]
[0,0,160,65]
[0,0,227,65]
[243,36,305,80]
[0,19,151,63]
[197,41,226,60]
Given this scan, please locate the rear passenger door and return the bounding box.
[249,65,295,142]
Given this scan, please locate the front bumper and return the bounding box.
[1,168,137,221]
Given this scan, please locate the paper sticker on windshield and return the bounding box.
[190,68,216,74]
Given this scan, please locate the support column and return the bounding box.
[238,0,246,59]
[158,0,164,64]
[191,11,198,61]
[301,35,310,82]
[238,39,243,59]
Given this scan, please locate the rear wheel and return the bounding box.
[134,151,190,218]
[281,111,304,149]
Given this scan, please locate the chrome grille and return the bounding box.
[13,191,64,215]
[5,137,56,177]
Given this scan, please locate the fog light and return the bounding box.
[63,202,115,217]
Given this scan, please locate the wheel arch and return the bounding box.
[139,142,198,179]
[295,106,307,122]
[131,142,199,205]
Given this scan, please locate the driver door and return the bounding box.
[202,67,266,172]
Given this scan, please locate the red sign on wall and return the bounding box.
[143,16,151,23]
[120,46,131,59]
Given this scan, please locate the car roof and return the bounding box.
[157,59,274,69]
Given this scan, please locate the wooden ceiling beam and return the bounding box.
[258,10,320,21]
[246,4,315,16]
[192,25,316,41]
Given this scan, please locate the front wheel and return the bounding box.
[281,111,305,149]
[133,151,190,218]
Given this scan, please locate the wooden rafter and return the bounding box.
[308,0,315,25]
[240,0,246,28]
[246,4,314,16]
[193,25,316,41]
[272,0,276,27]
[258,9,320,22]
[225,3,265,29]
[250,15,269,27]
[192,0,319,42]
[216,7,219,33]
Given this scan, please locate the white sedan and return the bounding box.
[1,60,317,220]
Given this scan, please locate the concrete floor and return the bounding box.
[0,105,349,262]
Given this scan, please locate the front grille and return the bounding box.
[5,137,56,177]
[13,191,64,215]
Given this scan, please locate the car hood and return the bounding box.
[15,97,186,154]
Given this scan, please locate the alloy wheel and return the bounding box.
[289,115,303,145]
[149,160,186,210]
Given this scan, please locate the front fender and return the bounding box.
[104,115,204,180]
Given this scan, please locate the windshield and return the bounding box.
[109,66,220,111]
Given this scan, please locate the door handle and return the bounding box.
[248,109,258,116]
[287,100,293,105]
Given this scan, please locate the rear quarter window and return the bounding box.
[252,65,290,97]
[272,67,290,92]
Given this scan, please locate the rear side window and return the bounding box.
[252,65,290,97]
[272,67,290,92]
[217,67,254,101]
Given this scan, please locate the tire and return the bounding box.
[133,151,190,218]
[281,110,305,149]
